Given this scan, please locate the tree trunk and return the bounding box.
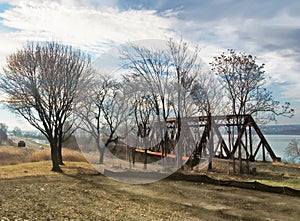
[237,118,243,174]
[238,143,243,174]
[176,115,183,168]
[132,147,136,166]
[58,141,65,165]
[97,138,105,164]
[50,140,62,172]
[99,147,105,164]
[143,149,147,170]
[207,113,213,171]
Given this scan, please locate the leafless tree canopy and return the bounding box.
[120,39,201,166]
[76,74,129,163]
[191,71,225,116]
[211,49,294,122]
[0,122,8,145]
[285,139,300,160]
[0,41,91,172]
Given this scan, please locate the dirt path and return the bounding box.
[1,165,300,221]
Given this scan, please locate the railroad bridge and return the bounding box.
[186,114,280,162]
[135,114,280,169]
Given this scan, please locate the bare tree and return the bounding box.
[168,38,201,166]
[190,71,227,170]
[76,75,118,164]
[0,123,8,145]
[211,49,294,173]
[122,76,159,168]
[100,81,130,163]
[12,126,22,136]
[121,43,174,160]
[121,39,201,167]
[0,41,91,172]
[121,42,173,121]
[191,71,225,117]
[210,49,294,118]
[285,139,300,159]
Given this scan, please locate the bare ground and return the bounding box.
[1,162,300,221]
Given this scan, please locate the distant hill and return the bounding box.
[260,125,300,135]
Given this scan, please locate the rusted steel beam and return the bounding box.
[253,140,262,159]
[248,115,280,162]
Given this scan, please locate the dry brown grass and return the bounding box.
[61,148,87,162]
[0,146,33,165]
[0,161,94,179]
[28,149,51,162]
[0,145,86,166]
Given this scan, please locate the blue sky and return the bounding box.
[0,0,300,130]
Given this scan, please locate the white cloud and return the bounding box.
[0,30,23,66]
[259,49,300,83]
[266,9,300,28]
[171,11,300,102]
[0,0,176,57]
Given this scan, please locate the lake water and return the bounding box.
[251,134,300,163]
[219,134,300,163]
[264,135,300,157]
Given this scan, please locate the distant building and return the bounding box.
[18,140,26,147]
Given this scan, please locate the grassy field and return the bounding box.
[0,145,86,166]
[0,146,300,220]
[0,161,300,221]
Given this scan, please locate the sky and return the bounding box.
[0,0,300,130]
